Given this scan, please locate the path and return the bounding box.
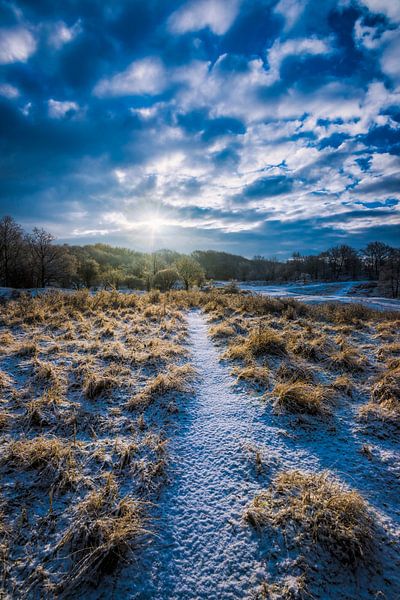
[123,310,400,600]
[129,310,290,599]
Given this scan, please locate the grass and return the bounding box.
[0,289,191,596]
[245,470,374,566]
[359,362,400,423]
[127,364,193,411]
[272,382,333,415]
[55,476,147,593]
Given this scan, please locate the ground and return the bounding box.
[0,289,399,599]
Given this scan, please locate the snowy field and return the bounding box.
[0,289,399,599]
[237,281,400,312]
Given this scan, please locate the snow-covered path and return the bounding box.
[135,310,277,598]
[123,310,400,600]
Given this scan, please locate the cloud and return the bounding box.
[0,27,36,64]
[48,98,80,118]
[48,20,82,49]
[358,0,400,23]
[0,83,19,98]
[168,0,240,35]
[94,57,166,96]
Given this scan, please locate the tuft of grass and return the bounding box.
[2,436,79,491]
[331,375,353,397]
[276,360,315,384]
[83,373,118,400]
[233,364,269,388]
[245,470,374,566]
[272,382,333,415]
[127,364,193,411]
[55,476,147,593]
[359,363,400,423]
[328,347,367,373]
[209,322,236,339]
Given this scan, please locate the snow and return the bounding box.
[122,311,400,599]
[236,281,400,312]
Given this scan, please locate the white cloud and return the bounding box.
[0,83,19,98]
[48,20,82,49]
[168,0,240,35]
[0,27,36,64]
[265,37,331,84]
[380,32,400,83]
[274,0,309,31]
[48,98,79,118]
[94,57,166,97]
[358,0,400,23]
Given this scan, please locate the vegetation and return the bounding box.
[1,216,399,297]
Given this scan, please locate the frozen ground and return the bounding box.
[123,311,400,600]
[237,281,400,311]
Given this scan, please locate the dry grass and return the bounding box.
[328,347,367,373]
[233,364,270,388]
[276,360,315,384]
[127,364,193,411]
[272,382,333,415]
[2,435,80,491]
[245,470,374,565]
[55,476,147,593]
[226,327,286,361]
[209,322,236,339]
[359,363,400,423]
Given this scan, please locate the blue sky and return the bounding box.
[0,0,399,257]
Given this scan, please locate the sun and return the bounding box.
[148,216,164,233]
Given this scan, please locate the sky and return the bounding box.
[0,0,399,258]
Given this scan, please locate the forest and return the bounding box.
[1,215,399,297]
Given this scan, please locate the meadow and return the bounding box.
[0,289,399,598]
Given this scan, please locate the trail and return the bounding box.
[130,310,287,599]
[123,310,400,600]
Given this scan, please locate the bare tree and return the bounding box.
[0,216,24,286]
[363,242,390,280]
[27,228,66,287]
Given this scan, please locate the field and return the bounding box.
[0,289,399,599]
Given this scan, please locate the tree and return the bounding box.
[77,257,100,288]
[363,242,390,280]
[27,228,68,287]
[176,256,205,290]
[379,248,400,298]
[100,267,125,289]
[0,216,24,286]
[153,268,180,291]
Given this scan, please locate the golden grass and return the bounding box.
[272,382,333,415]
[127,364,193,411]
[245,470,374,565]
[276,360,315,384]
[55,476,147,593]
[209,322,236,339]
[328,347,367,372]
[2,436,79,491]
[359,363,400,423]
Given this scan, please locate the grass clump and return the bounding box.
[245,470,374,566]
[272,382,333,415]
[55,476,147,593]
[328,347,367,373]
[127,364,193,411]
[227,328,286,361]
[2,436,78,490]
[209,322,236,339]
[359,363,400,423]
[276,360,315,384]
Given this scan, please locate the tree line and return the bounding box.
[0,216,399,297]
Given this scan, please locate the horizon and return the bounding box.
[1,0,400,256]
